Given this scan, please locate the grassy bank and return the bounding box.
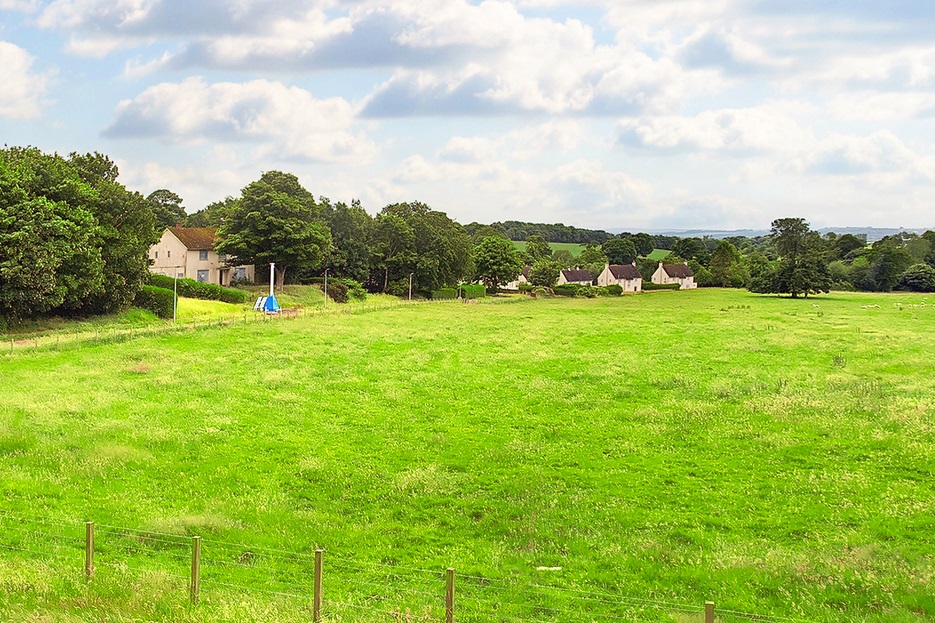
[1,289,933,622]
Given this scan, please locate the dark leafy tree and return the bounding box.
[551,249,575,267]
[528,260,561,287]
[671,237,710,265]
[868,240,913,291]
[216,171,331,290]
[602,238,638,264]
[763,218,831,298]
[895,263,935,292]
[369,213,416,292]
[473,236,523,292]
[709,240,748,287]
[630,232,655,257]
[524,235,553,264]
[146,189,186,231]
[186,197,237,228]
[322,198,372,282]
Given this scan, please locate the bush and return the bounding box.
[528,286,551,299]
[147,274,250,304]
[895,263,935,292]
[432,288,457,300]
[323,281,349,303]
[553,284,580,297]
[460,284,486,299]
[604,284,623,296]
[134,285,175,319]
[642,282,681,291]
[343,279,368,300]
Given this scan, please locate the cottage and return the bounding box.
[502,265,532,290]
[557,268,593,286]
[149,227,254,286]
[651,261,697,289]
[597,263,642,292]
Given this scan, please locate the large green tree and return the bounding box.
[753,218,831,298]
[369,213,416,293]
[523,235,552,264]
[602,238,637,265]
[322,198,372,283]
[709,240,748,287]
[0,147,153,320]
[216,171,331,290]
[146,189,186,232]
[473,236,523,292]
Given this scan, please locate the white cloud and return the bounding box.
[0,0,40,10]
[0,41,52,119]
[104,77,376,163]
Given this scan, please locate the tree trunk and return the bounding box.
[275,266,287,292]
[383,267,389,293]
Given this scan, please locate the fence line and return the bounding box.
[0,512,819,623]
[0,295,529,357]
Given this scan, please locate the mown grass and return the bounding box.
[0,289,933,622]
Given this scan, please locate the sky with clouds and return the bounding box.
[2,0,934,231]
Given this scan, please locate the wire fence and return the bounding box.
[0,295,529,357]
[0,509,816,623]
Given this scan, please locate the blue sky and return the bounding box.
[2,0,934,231]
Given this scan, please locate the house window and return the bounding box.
[167,250,170,258]
[233,267,246,280]
[199,249,209,261]
[196,270,209,282]
[154,251,158,259]
[176,272,184,279]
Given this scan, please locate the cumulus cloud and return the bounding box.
[0,41,52,119]
[104,77,376,163]
[617,105,812,154]
[791,130,918,179]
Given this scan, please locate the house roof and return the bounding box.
[663,263,694,278]
[609,264,641,280]
[561,269,593,282]
[168,227,218,250]
[522,265,532,279]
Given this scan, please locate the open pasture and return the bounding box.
[0,290,933,622]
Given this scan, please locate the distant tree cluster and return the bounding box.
[481,220,615,244]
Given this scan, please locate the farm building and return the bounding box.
[651,262,697,289]
[149,227,254,286]
[597,263,642,292]
[557,268,593,286]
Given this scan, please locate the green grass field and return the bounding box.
[1,290,933,622]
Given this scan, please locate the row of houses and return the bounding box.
[507,262,697,291]
[149,226,697,293]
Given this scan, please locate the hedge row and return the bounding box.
[135,285,175,318]
[148,274,251,304]
[642,282,681,291]
[460,284,486,299]
[432,288,458,299]
[553,284,628,298]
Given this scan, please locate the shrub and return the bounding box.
[604,284,623,296]
[553,284,579,297]
[147,274,250,304]
[895,263,935,292]
[460,284,486,299]
[528,286,551,299]
[642,282,681,291]
[343,279,368,300]
[135,285,175,319]
[432,288,457,300]
[324,281,349,303]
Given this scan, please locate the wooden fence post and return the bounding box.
[190,536,201,604]
[85,522,94,579]
[446,567,455,623]
[313,549,323,623]
[705,600,714,623]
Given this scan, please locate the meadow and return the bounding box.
[0,289,933,622]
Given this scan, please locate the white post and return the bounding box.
[173,268,179,323]
[409,272,413,301]
[269,262,275,296]
[323,269,329,308]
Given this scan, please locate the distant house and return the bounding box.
[651,261,697,289]
[502,265,532,290]
[597,263,642,292]
[557,268,593,286]
[149,227,254,286]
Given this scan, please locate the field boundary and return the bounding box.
[0,296,529,357]
[0,509,813,623]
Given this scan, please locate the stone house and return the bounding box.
[651,261,697,289]
[597,263,642,292]
[149,227,254,286]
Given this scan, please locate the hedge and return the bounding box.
[459,284,486,299]
[432,288,457,300]
[642,282,681,291]
[148,274,251,304]
[135,285,175,319]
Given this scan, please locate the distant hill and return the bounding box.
[611,227,932,244]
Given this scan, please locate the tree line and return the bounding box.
[4,146,934,326]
